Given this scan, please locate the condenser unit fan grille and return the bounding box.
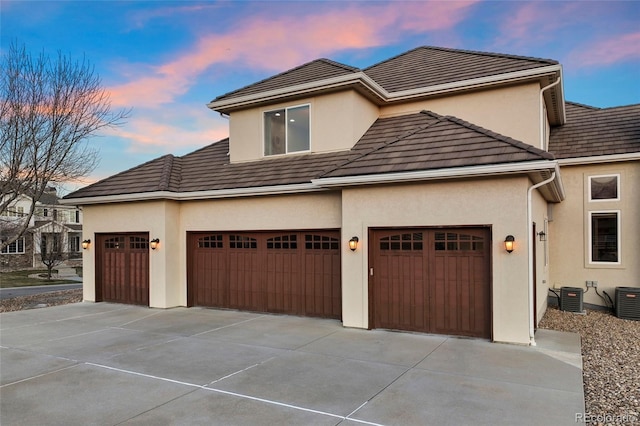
[560,287,584,313]
[615,287,640,321]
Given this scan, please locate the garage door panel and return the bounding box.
[97,234,149,306]
[372,228,490,338]
[189,231,340,319]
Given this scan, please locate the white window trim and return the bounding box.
[1,237,25,254]
[588,210,621,265]
[263,103,311,157]
[588,173,620,202]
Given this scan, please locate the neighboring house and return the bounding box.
[61,47,639,345]
[1,187,83,269]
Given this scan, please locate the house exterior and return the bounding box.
[61,47,639,345]
[1,187,83,269]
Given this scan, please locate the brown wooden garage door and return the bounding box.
[95,233,150,306]
[187,231,341,319]
[370,228,491,338]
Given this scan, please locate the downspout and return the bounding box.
[539,74,562,150]
[527,169,557,346]
[527,74,562,345]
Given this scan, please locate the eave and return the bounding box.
[208,65,565,125]
[61,160,565,206]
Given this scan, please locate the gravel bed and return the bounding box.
[539,306,640,425]
[1,292,637,424]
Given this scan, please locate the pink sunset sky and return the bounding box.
[2,0,638,192]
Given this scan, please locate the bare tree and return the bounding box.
[0,42,129,250]
[38,220,67,280]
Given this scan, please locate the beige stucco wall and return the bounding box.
[81,200,180,307]
[550,161,640,307]
[229,90,379,162]
[340,177,534,344]
[81,192,342,308]
[380,82,543,148]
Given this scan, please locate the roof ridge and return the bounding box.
[157,154,176,191]
[211,59,359,103]
[442,115,555,159]
[363,46,558,72]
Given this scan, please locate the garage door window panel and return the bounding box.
[198,235,223,248]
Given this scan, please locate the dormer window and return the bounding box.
[264,104,310,156]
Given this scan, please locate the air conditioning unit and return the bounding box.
[560,287,584,313]
[615,287,640,321]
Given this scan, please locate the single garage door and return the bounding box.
[370,227,491,338]
[188,231,341,319]
[95,233,150,306]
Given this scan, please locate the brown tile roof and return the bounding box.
[211,46,558,105]
[212,59,359,103]
[322,111,554,178]
[363,46,558,93]
[64,111,554,200]
[549,102,640,159]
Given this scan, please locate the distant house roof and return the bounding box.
[549,102,640,159]
[208,46,564,123]
[64,111,555,201]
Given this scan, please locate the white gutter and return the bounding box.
[59,183,322,206]
[314,160,559,188]
[558,152,640,166]
[527,166,558,346]
[539,73,562,150]
[208,65,563,113]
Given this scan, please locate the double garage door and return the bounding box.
[187,231,341,319]
[370,227,491,338]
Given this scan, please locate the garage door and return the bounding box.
[95,233,150,306]
[188,231,341,319]
[370,228,491,338]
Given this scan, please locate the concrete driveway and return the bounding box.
[0,303,584,425]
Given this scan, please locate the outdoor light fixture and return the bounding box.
[348,236,359,251]
[150,238,160,250]
[82,239,91,250]
[504,235,515,253]
[538,231,547,242]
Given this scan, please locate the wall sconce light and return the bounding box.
[348,236,359,251]
[538,231,547,242]
[82,239,91,250]
[504,235,515,253]
[150,238,160,250]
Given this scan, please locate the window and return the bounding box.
[590,211,620,263]
[70,236,80,252]
[198,235,223,248]
[1,237,25,254]
[267,235,297,249]
[305,234,339,250]
[380,233,423,251]
[589,174,619,201]
[434,232,484,251]
[264,105,309,156]
[230,235,257,249]
[2,206,24,217]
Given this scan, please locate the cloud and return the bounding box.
[107,1,479,108]
[569,32,640,67]
[106,105,228,154]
